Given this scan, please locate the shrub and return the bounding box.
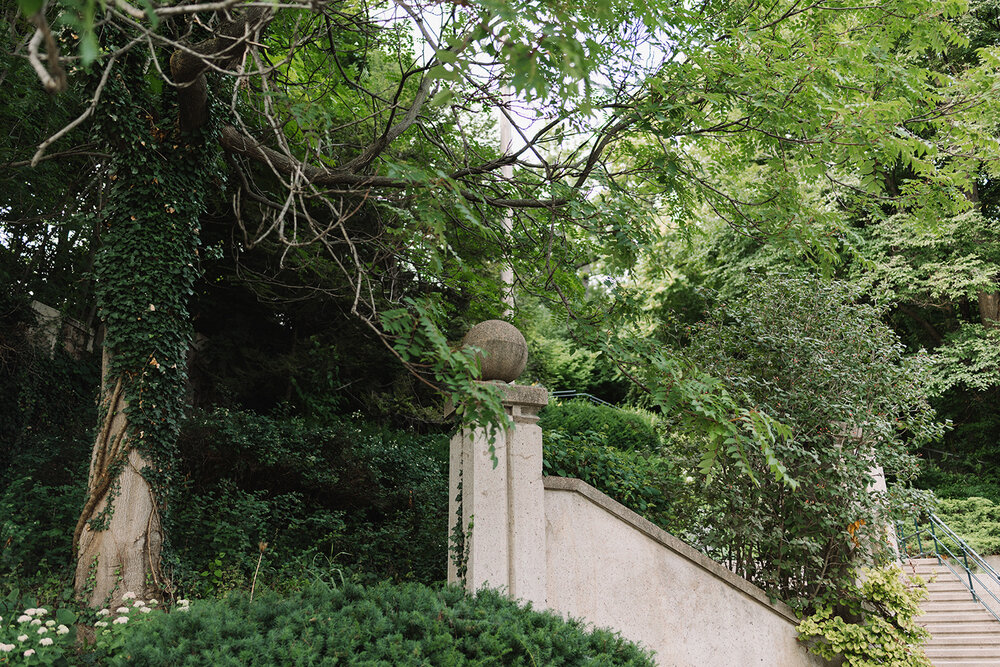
[542,430,694,532]
[539,400,659,452]
[107,582,656,666]
[169,409,449,592]
[934,497,1000,556]
[797,566,931,667]
[916,464,1000,505]
[0,602,78,666]
[0,308,98,586]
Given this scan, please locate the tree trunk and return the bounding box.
[979,291,1000,328]
[71,90,208,608]
[69,6,268,607]
[73,351,166,605]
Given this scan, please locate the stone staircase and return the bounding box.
[906,557,1000,666]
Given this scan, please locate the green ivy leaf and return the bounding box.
[16,0,42,16]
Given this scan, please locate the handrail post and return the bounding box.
[914,517,923,557]
[962,549,978,601]
[930,516,941,564]
[894,521,903,559]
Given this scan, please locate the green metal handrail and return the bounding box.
[896,511,1000,624]
[549,390,616,408]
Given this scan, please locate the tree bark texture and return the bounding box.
[73,352,165,605]
[979,291,1000,328]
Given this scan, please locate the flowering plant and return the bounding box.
[91,594,190,660]
[0,605,75,665]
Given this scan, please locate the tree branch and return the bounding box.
[218,124,567,208]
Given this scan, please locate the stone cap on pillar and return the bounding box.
[496,382,548,407]
[443,381,548,419]
[498,382,548,424]
[463,320,528,382]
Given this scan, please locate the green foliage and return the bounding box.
[105,582,655,666]
[91,59,219,516]
[797,567,932,667]
[380,297,508,438]
[5,0,1000,636]
[542,430,678,520]
[0,297,97,585]
[0,602,78,666]
[539,400,660,453]
[917,464,1000,504]
[519,299,626,400]
[913,386,1000,508]
[654,277,942,607]
[89,595,180,664]
[933,497,1000,556]
[529,337,599,392]
[169,408,449,590]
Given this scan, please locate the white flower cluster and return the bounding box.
[95,592,173,632]
[3,606,70,655]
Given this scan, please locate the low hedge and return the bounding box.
[539,400,659,452]
[108,582,655,666]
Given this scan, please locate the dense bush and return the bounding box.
[542,430,693,531]
[169,409,450,592]
[668,277,941,610]
[107,582,655,666]
[797,567,931,667]
[0,304,452,593]
[933,497,1000,556]
[539,400,660,452]
[916,464,1000,505]
[0,296,98,586]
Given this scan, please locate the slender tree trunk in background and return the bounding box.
[979,290,1000,328]
[961,182,1000,329]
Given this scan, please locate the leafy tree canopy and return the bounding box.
[4,0,1000,604]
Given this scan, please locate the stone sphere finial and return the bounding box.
[462,320,528,382]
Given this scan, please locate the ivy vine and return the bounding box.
[88,55,219,532]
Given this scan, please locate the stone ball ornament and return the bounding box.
[462,320,528,382]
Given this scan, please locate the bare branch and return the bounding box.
[27,10,66,93]
[30,54,118,167]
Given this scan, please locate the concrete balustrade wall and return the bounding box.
[448,382,829,666]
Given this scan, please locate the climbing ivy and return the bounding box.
[90,58,219,525]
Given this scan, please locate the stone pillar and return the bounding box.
[448,382,548,607]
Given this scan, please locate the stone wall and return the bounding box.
[543,477,827,666]
[448,382,829,666]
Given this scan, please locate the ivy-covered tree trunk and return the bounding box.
[72,63,213,605]
[67,7,265,607]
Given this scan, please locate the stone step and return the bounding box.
[929,634,1000,646]
[924,601,995,613]
[913,567,966,578]
[926,646,1000,659]
[921,621,1000,635]
[919,611,997,623]
[927,580,973,589]
[904,556,1000,666]
[926,589,979,601]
